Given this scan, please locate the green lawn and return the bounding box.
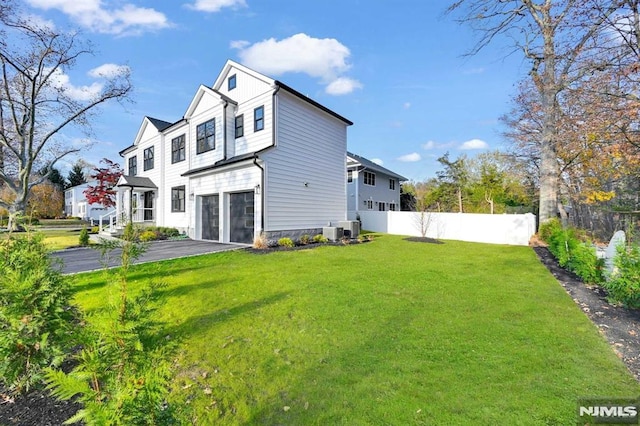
[72,235,640,425]
[0,228,88,250]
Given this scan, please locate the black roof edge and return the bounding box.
[181,152,257,177]
[274,80,353,126]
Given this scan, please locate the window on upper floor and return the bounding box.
[171,186,185,213]
[172,134,186,164]
[128,156,137,176]
[197,118,215,154]
[228,74,236,91]
[254,106,264,132]
[364,171,376,186]
[347,170,353,183]
[143,146,154,171]
[235,114,244,138]
[389,179,396,190]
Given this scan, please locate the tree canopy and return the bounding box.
[0,2,131,229]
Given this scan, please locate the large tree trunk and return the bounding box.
[7,200,26,231]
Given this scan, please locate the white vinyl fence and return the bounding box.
[349,211,536,246]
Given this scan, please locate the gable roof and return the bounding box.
[147,116,173,131]
[213,59,352,126]
[212,59,274,91]
[119,116,175,156]
[347,151,408,181]
[116,175,157,189]
[184,85,236,119]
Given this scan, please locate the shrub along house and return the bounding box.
[110,59,353,244]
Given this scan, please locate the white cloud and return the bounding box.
[48,68,103,101]
[326,77,363,96]
[23,14,56,30]
[232,33,362,95]
[397,152,421,162]
[403,102,411,109]
[422,141,436,150]
[371,158,384,166]
[25,0,171,35]
[460,139,489,150]
[88,63,130,78]
[186,0,247,12]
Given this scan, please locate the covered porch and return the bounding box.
[100,175,158,235]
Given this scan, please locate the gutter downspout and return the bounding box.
[251,84,281,235]
[253,154,265,234]
[222,100,229,161]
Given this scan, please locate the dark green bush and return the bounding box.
[540,220,603,284]
[538,218,563,243]
[604,244,640,308]
[0,233,77,394]
[79,226,90,246]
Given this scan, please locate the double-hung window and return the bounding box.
[172,135,185,163]
[197,119,215,154]
[143,146,154,171]
[128,156,137,176]
[254,106,264,132]
[364,171,376,186]
[389,179,396,190]
[171,186,185,212]
[235,115,244,138]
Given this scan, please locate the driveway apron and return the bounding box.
[52,240,243,274]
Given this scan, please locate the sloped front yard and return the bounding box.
[3,235,640,424]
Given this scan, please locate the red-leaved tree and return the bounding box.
[84,158,123,208]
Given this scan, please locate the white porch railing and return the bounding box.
[99,208,155,234]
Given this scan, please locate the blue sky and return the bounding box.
[22,0,529,181]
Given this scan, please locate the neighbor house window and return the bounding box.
[378,202,386,211]
[389,179,396,190]
[171,186,185,212]
[228,74,236,91]
[143,146,154,171]
[366,200,373,210]
[197,118,215,154]
[389,203,397,211]
[254,106,264,132]
[128,156,137,176]
[172,134,185,163]
[347,170,353,183]
[235,115,244,138]
[364,171,376,186]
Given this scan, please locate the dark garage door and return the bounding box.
[230,191,254,243]
[201,195,219,241]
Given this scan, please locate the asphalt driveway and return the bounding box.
[52,239,244,274]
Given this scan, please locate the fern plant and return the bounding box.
[46,222,176,425]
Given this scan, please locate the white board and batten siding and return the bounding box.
[162,122,190,230]
[188,166,262,242]
[262,90,347,231]
[187,94,226,171]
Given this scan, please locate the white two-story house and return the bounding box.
[347,152,407,214]
[64,182,109,222]
[113,59,353,244]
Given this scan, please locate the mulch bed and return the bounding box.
[533,246,640,381]
[2,244,639,426]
